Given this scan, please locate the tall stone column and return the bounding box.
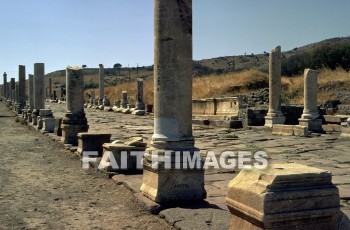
[27,74,34,122]
[121,91,128,108]
[61,66,89,145]
[140,0,205,203]
[48,78,52,99]
[299,69,322,132]
[17,65,26,114]
[10,78,15,103]
[32,63,45,125]
[265,46,285,127]
[135,78,145,110]
[3,72,7,99]
[14,83,19,112]
[98,64,104,105]
[60,87,65,100]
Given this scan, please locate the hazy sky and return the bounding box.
[1,0,350,80]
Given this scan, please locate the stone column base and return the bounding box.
[264,116,285,127]
[298,118,323,133]
[37,116,43,130]
[42,118,56,133]
[61,124,89,145]
[226,163,339,229]
[140,147,206,203]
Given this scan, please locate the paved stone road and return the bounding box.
[0,102,171,229]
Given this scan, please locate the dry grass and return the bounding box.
[96,68,350,106]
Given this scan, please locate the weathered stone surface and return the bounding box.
[265,46,285,127]
[42,118,55,133]
[293,125,309,137]
[140,0,205,203]
[99,143,146,172]
[61,66,89,145]
[98,64,104,105]
[226,163,340,229]
[125,137,146,147]
[77,132,111,156]
[272,124,294,136]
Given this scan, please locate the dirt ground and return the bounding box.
[0,102,171,230]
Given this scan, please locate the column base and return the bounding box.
[264,116,286,127]
[42,118,56,133]
[61,124,89,145]
[140,146,206,204]
[298,118,323,133]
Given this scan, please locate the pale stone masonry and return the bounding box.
[226,163,340,229]
[299,69,323,132]
[61,66,89,145]
[99,64,104,105]
[265,46,285,127]
[140,0,206,203]
[32,63,45,125]
[48,78,52,99]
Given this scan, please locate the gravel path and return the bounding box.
[0,102,171,230]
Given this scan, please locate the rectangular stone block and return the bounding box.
[77,133,111,157]
[323,115,348,124]
[99,143,146,172]
[299,118,323,133]
[226,163,340,229]
[272,125,294,136]
[293,125,309,137]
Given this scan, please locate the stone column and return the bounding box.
[121,91,128,108]
[32,63,45,125]
[61,66,89,145]
[299,69,322,132]
[135,78,145,110]
[48,78,52,99]
[265,46,285,127]
[60,87,65,100]
[99,64,104,105]
[90,90,95,105]
[3,72,7,99]
[27,74,34,122]
[14,83,19,112]
[140,0,205,203]
[10,78,15,103]
[17,65,26,114]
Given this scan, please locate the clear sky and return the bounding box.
[1,0,350,80]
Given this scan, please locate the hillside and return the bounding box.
[44,36,350,101]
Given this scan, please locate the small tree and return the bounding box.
[113,63,122,75]
[82,64,87,68]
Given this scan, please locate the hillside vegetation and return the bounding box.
[43,37,350,105]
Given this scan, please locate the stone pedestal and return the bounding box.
[140,0,205,203]
[99,143,146,172]
[298,69,322,132]
[299,118,323,133]
[42,118,55,133]
[77,133,111,156]
[61,66,89,145]
[226,163,340,229]
[265,46,285,127]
